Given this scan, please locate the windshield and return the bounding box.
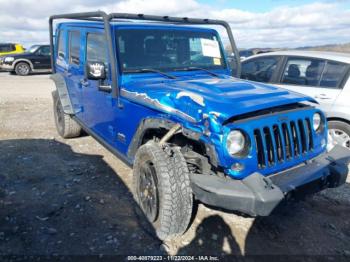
[116,28,227,72]
[27,45,40,53]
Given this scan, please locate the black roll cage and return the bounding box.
[49,11,241,99]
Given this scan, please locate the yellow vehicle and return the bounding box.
[0,43,24,56]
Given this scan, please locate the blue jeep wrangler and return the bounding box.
[49,11,350,240]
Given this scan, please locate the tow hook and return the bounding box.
[263,177,274,190]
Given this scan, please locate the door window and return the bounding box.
[241,57,279,83]
[57,30,65,59]
[282,58,348,89]
[282,58,325,86]
[86,33,108,63]
[37,46,51,56]
[68,31,81,65]
[0,44,15,52]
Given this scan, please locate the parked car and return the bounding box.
[0,43,24,56]
[50,12,349,241]
[0,45,51,75]
[239,49,254,61]
[241,51,350,149]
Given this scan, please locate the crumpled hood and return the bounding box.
[122,77,316,124]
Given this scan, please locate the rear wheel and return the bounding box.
[53,97,81,138]
[328,120,350,149]
[15,62,30,76]
[133,141,193,240]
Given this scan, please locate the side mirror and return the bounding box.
[85,61,106,80]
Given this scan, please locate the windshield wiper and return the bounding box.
[124,68,177,79]
[174,67,220,77]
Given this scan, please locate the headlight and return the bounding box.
[313,113,322,132]
[4,57,14,62]
[226,130,248,156]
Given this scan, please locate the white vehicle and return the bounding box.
[241,51,350,149]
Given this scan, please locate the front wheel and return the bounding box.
[133,141,193,241]
[328,120,350,149]
[15,62,30,76]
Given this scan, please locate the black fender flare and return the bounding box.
[50,73,80,115]
[127,117,219,167]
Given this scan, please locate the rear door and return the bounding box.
[276,57,347,113]
[54,28,84,121]
[81,29,118,144]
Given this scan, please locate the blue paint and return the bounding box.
[53,21,327,180]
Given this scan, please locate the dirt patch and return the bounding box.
[0,72,350,257]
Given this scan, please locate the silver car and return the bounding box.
[241,51,350,149]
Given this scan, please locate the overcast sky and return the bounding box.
[0,0,349,49]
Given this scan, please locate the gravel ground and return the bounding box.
[0,72,350,258]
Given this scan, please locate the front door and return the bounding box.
[81,30,120,146]
[32,46,51,70]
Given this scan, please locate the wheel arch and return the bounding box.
[127,118,219,167]
[327,117,350,126]
[13,59,34,71]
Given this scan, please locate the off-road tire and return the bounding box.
[53,97,81,138]
[328,120,350,149]
[133,141,193,240]
[14,62,31,76]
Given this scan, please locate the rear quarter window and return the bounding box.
[320,61,349,88]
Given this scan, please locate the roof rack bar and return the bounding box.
[49,11,241,100]
[49,11,120,99]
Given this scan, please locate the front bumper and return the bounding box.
[0,62,14,71]
[190,145,350,216]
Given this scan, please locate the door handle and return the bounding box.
[98,84,112,93]
[80,79,89,87]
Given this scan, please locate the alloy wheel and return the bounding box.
[328,129,350,148]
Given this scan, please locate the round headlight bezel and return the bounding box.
[226,130,250,157]
[313,112,324,133]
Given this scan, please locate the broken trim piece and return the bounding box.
[159,123,182,146]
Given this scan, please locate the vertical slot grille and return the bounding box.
[306,118,314,151]
[273,125,284,162]
[254,129,265,169]
[255,118,314,170]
